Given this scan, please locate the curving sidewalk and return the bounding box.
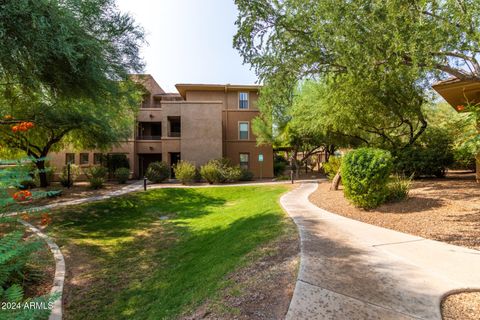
[281,182,480,320]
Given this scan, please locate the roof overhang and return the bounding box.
[175,83,262,99]
[432,78,480,111]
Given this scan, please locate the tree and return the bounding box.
[0,0,144,97]
[0,0,145,187]
[234,0,480,83]
[0,82,140,187]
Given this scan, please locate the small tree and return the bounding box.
[174,161,197,185]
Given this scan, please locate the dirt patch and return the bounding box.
[442,291,480,320]
[309,172,480,250]
[184,222,300,320]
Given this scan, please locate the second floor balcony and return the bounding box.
[137,122,162,140]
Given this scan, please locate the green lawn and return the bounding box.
[45,185,291,319]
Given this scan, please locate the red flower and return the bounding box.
[11,122,34,133]
[13,190,32,202]
[456,105,465,111]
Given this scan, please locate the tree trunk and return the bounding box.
[35,159,49,188]
[330,169,341,190]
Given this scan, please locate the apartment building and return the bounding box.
[49,75,274,179]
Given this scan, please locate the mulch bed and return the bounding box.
[309,171,480,320]
[309,171,480,250]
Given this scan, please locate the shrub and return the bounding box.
[145,161,170,183]
[114,167,130,184]
[174,161,197,185]
[393,128,454,178]
[239,168,254,181]
[386,175,412,202]
[223,166,243,182]
[59,164,80,187]
[200,160,225,184]
[84,166,108,189]
[104,154,130,177]
[274,155,288,176]
[451,144,476,171]
[341,148,393,209]
[323,156,342,181]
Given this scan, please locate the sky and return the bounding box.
[116,0,258,93]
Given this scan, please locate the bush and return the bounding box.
[104,154,130,177]
[174,161,197,185]
[393,128,454,178]
[84,166,108,189]
[145,161,170,183]
[200,160,225,184]
[114,167,130,184]
[386,175,412,202]
[341,148,393,209]
[274,155,288,176]
[239,168,254,181]
[223,166,243,182]
[323,156,342,181]
[59,164,80,187]
[451,144,476,171]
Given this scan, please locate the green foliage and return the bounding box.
[45,186,290,319]
[173,161,197,185]
[145,162,170,183]
[104,154,130,177]
[341,148,393,209]
[386,175,412,203]
[60,164,80,188]
[199,159,244,184]
[0,161,55,319]
[393,128,454,178]
[200,160,226,184]
[323,156,342,181]
[239,169,254,181]
[84,166,108,189]
[0,0,144,97]
[114,168,130,184]
[234,1,480,85]
[273,155,288,176]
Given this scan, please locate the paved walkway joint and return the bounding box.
[281,182,480,320]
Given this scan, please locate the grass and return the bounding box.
[45,185,291,319]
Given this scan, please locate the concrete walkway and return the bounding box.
[281,182,480,320]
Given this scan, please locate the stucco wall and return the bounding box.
[225,141,274,178]
[180,102,223,167]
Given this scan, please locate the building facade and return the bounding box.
[49,75,274,179]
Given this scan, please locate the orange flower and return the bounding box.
[11,122,34,133]
[13,190,32,202]
[456,105,465,111]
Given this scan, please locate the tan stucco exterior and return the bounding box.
[49,75,273,180]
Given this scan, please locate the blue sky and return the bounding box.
[117,0,258,92]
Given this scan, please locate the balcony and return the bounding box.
[167,116,181,138]
[137,122,162,140]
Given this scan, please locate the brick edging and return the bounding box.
[20,220,65,320]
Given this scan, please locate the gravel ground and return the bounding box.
[309,171,480,320]
[310,172,480,250]
[442,292,480,320]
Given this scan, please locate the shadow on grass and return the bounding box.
[48,186,288,320]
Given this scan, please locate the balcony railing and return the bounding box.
[168,132,181,138]
[136,135,162,140]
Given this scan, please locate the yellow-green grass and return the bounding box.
[45,185,291,319]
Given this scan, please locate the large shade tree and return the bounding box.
[234,0,480,180]
[0,0,145,186]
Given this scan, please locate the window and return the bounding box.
[94,153,103,165]
[79,153,89,165]
[239,153,249,170]
[239,92,249,109]
[65,153,75,165]
[239,122,249,140]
